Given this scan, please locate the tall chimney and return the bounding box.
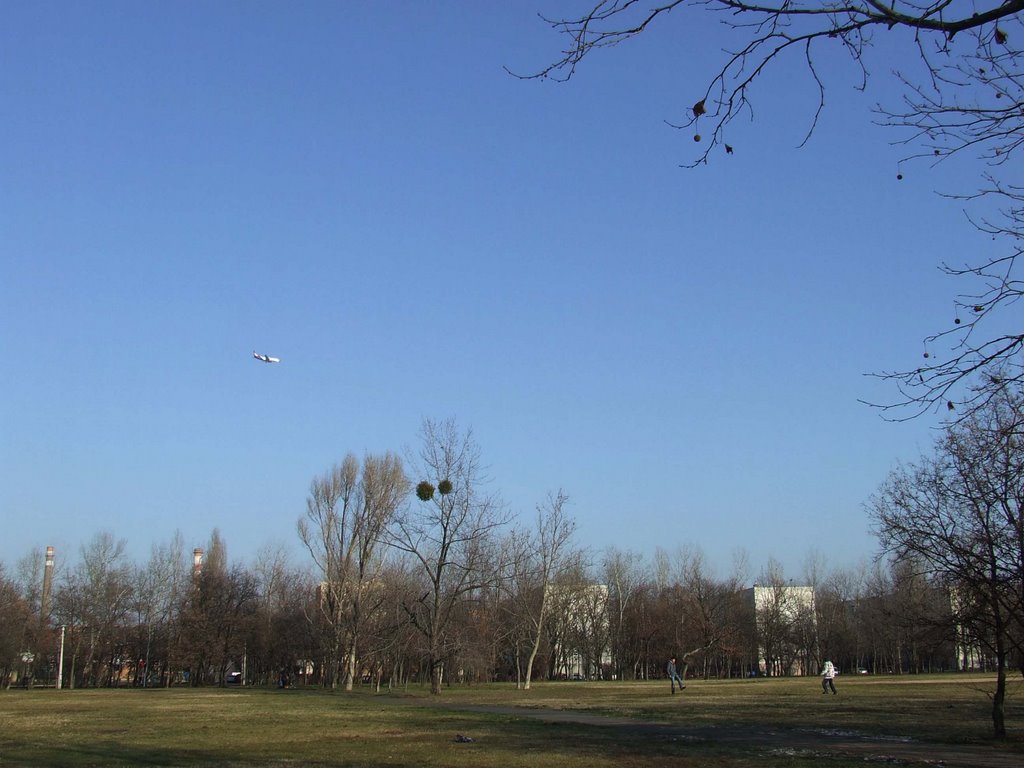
[192,548,204,579]
[40,546,55,625]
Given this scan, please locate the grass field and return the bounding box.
[1,674,1022,767]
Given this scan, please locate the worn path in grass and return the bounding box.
[412,699,1023,768]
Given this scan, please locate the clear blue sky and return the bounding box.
[2,2,983,580]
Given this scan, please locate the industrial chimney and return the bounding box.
[40,546,55,626]
[192,547,204,579]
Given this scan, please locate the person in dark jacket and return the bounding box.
[667,656,685,694]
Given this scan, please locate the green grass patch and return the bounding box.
[0,675,1020,767]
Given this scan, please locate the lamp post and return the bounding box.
[56,626,66,690]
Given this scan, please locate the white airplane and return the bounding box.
[253,350,281,363]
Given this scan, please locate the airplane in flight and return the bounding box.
[253,351,281,364]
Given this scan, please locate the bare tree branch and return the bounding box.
[524,2,1024,417]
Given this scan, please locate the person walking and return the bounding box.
[821,660,837,695]
[667,656,685,694]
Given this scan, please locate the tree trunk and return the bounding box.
[514,642,523,690]
[430,658,442,695]
[993,665,1006,738]
[992,640,1007,738]
[344,645,356,692]
[523,605,546,690]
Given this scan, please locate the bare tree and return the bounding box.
[45,533,134,688]
[524,2,1024,417]
[541,559,594,679]
[616,574,663,680]
[75,533,134,687]
[679,547,747,679]
[750,559,810,676]
[0,563,33,688]
[298,452,408,690]
[870,384,1024,737]
[391,418,509,694]
[509,490,580,689]
[131,533,188,687]
[3,548,54,687]
[249,543,289,685]
[177,530,258,686]
[299,456,356,687]
[812,565,864,673]
[603,548,646,680]
[654,546,747,679]
[364,555,421,691]
[251,545,317,687]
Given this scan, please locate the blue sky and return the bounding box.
[1,2,986,580]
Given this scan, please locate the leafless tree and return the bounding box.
[252,542,290,650]
[248,543,293,684]
[524,2,1024,417]
[247,546,318,687]
[603,548,646,680]
[69,533,134,687]
[298,457,356,687]
[617,577,664,680]
[562,576,612,678]
[750,559,809,676]
[0,563,33,688]
[2,548,55,687]
[541,561,593,678]
[508,490,580,689]
[13,548,45,627]
[298,452,408,690]
[176,530,259,686]
[870,384,1024,737]
[364,556,421,690]
[656,546,746,679]
[810,564,866,671]
[679,547,748,678]
[130,533,188,687]
[391,418,509,694]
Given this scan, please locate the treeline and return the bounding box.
[3,400,1023,740]
[0,529,972,693]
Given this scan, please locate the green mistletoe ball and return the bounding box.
[415,481,435,501]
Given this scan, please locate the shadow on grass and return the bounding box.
[2,680,1021,768]
[0,709,769,768]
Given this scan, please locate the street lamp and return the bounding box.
[56,626,66,690]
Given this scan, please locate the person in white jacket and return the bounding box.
[821,660,837,694]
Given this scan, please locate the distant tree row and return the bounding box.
[3,402,1023,734]
[0,532,964,691]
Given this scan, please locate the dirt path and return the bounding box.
[429,702,1023,768]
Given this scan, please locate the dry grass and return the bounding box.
[0,674,1021,767]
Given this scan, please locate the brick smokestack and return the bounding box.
[192,548,204,580]
[40,546,55,625]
